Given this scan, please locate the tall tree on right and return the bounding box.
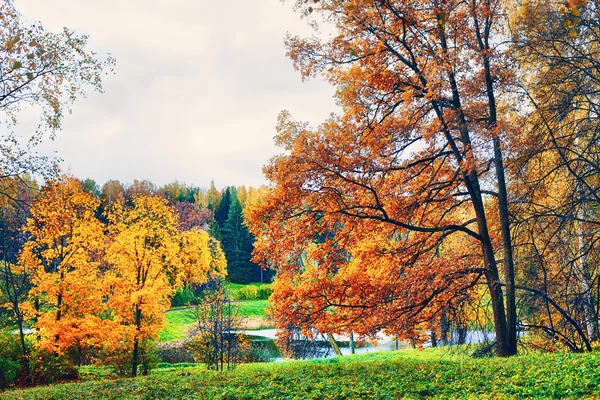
[249,0,530,356]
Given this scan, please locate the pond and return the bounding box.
[241,329,408,362]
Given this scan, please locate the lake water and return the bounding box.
[241,329,496,361]
[241,329,410,361]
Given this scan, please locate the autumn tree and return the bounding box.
[174,201,213,232]
[105,195,226,376]
[507,0,600,349]
[0,0,114,181]
[249,0,525,356]
[19,176,107,361]
[0,176,36,381]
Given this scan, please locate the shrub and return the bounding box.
[31,350,79,385]
[171,285,196,307]
[0,332,21,389]
[156,341,195,364]
[100,339,158,376]
[236,285,258,300]
[257,284,273,300]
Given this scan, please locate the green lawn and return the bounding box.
[3,349,600,399]
[159,298,270,342]
[238,299,269,318]
[159,308,197,342]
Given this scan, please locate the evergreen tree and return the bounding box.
[222,191,257,283]
[206,181,221,212]
[214,186,231,228]
[208,219,222,242]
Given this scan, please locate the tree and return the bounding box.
[188,283,246,371]
[0,176,36,382]
[19,176,107,360]
[506,0,600,349]
[81,178,101,199]
[249,0,522,356]
[214,187,232,227]
[206,181,221,212]
[174,201,213,232]
[223,192,256,283]
[179,229,227,288]
[100,180,125,217]
[0,0,114,180]
[105,195,225,376]
[124,179,157,202]
[105,196,180,377]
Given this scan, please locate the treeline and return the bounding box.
[0,175,269,387]
[82,177,271,284]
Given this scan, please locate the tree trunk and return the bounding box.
[493,136,518,355]
[327,333,342,356]
[131,304,142,377]
[576,199,598,341]
[440,310,449,346]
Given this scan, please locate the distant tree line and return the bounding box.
[79,178,272,284]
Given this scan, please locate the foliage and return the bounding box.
[170,285,196,308]
[235,285,258,300]
[19,176,107,357]
[30,349,79,386]
[3,350,600,399]
[256,285,273,300]
[0,331,22,389]
[0,1,114,180]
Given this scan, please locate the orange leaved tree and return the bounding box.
[19,176,107,361]
[249,0,525,356]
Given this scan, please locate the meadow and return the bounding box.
[2,348,599,399]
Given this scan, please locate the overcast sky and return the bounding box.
[14,0,337,188]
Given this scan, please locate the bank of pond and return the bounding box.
[2,348,599,399]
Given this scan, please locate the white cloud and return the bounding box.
[13,0,338,188]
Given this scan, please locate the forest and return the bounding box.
[2,0,600,397]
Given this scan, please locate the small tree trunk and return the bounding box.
[132,304,142,377]
[327,333,342,356]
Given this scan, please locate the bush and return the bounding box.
[256,284,273,300]
[171,285,196,307]
[100,339,158,376]
[0,332,22,389]
[31,350,79,385]
[236,285,258,300]
[156,341,195,364]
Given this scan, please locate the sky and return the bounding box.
[14,0,338,188]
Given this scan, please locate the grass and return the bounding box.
[3,349,600,399]
[159,308,197,342]
[238,299,269,318]
[159,283,272,342]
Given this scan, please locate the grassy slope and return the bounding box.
[159,282,271,342]
[3,349,600,399]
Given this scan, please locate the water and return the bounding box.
[241,329,407,361]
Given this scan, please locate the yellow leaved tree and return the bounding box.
[19,176,107,362]
[105,195,226,376]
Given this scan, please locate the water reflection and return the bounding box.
[241,330,407,362]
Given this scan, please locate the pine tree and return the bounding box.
[222,191,253,283]
[214,187,231,228]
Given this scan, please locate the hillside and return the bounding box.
[2,349,599,399]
